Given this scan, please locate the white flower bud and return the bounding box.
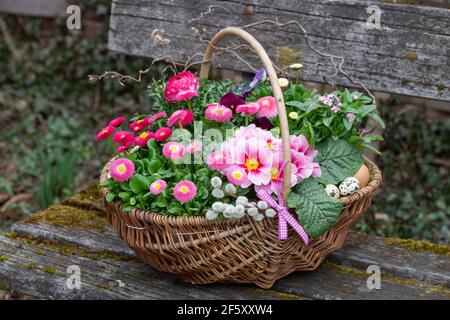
[257,201,269,210]
[224,204,235,215]
[235,204,245,215]
[289,63,303,71]
[236,196,248,206]
[210,176,223,188]
[212,202,225,212]
[212,188,224,199]
[278,77,289,89]
[265,208,277,218]
[224,183,237,194]
[252,213,265,222]
[247,207,259,216]
[206,210,219,220]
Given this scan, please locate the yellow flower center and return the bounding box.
[262,99,270,107]
[271,168,279,180]
[154,183,161,190]
[245,158,260,171]
[169,145,179,152]
[139,132,149,139]
[117,164,126,174]
[213,108,223,115]
[232,171,242,179]
[137,119,144,124]
[179,186,189,193]
[267,141,274,150]
[102,129,109,134]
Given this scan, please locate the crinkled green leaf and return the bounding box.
[287,179,343,238]
[129,174,148,194]
[315,138,364,184]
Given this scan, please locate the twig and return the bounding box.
[0,193,34,213]
[0,16,21,63]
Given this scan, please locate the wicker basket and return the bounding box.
[100,27,382,289]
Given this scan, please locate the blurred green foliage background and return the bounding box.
[0,0,448,244]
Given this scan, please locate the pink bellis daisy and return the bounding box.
[117,140,133,153]
[149,112,167,123]
[113,131,134,144]
[236,102,259,116]
[96,125,115,141]
[167,110,194,127]
[173,180,197,203]
[149,179,167,195]
[205,103,233,123]
[109,117,126,127]
[207,150,230,171]
[129,118,152,132]
[256,96,278,118]
[134,131,154,147]
[154,127,172,142]
[109,158,135,182]
[162,142,185,160]
[186,140,202,153]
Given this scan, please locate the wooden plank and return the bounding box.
[108,0,450,101]
[1,234,449,300]
[12,220,450,290]
[0,0,68,17]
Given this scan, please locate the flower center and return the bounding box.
[267,140,274,150]
[179,186,189,193]
[245,158,260,171]
[116,164,126,174]
[102,129,109,134]
[271,168,279,180]
[140,132,149,139]
[213,107,223,115]
[262,99,270,107]
[169,145,179,152]
[154,184,161,190]
[232,171,242,179]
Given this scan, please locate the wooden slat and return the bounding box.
[1,233,449,300]
[0,0,68,17]
[108,0,450,101]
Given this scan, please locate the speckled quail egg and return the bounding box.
[325,184,340,199]
[339,177,360,196]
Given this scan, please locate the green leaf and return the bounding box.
[129,174,149,194]
[287,179,343,238]
[343,118,353,131]
[323,117,334,127]
[368,113,386,129]
[362,143,382,155]
[286,100,308,112]
[118,192,131,201]
[105,192,115,202]
[358,105,376,118]
[147,159,163,173]
[315,138,364,184]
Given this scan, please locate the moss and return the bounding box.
[400,79,410,86]
[435,83,447,91]
[95,284,114,291]
[324,262,450,296]
[385,238,450,256]
[42,267,65,276]
[16,261,36,269]
[24,204,108,231]
[404,51,418,60]
[62,184,105,212]
[253,288,308,300]
[0,254,9,262]
[6,233,132,262]
[276,46,302,67]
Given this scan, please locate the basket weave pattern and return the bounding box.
[101,159,380,288]
[99,27,382,289]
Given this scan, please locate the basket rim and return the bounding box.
[99,157,381,227]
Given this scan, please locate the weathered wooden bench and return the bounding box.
[1,0,449,299]
[0,185,449,299]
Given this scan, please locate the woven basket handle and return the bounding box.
[199,27,291,200]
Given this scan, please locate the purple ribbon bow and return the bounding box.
[256,189,309,245]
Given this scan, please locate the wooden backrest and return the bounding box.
[108,0,450,102]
